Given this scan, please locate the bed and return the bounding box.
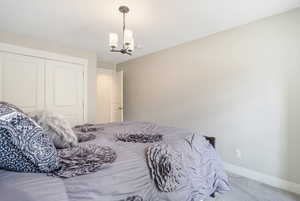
[0,121,229,201]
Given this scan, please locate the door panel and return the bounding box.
[45,60,84,126]
[54,67,77,106]
[0,53,44,113]
[96,69,123,123]
[112,71,123,122]
[96,72,113,123]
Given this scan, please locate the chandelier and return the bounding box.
[109,6,134,55]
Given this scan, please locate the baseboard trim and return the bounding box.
[223,162,300,195]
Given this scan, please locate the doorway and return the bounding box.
[96,68,123,123]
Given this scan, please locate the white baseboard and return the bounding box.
[223,162,300,195]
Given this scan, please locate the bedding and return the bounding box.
[75,132,97,143]
[73,124,98,142]
[0,125,39,172]
[74,124,102,133]
[32,111,78,149]
[0,103,60,173]
[119,195,143,201]
[49,144,117,178]
[146,143,184,192]
[0,121,229,201]
[0,101,25,114]
[115,133,163,143]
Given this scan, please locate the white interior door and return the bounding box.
[45,60,84,126]
[96,69,123,123]
[96,70,113,123]
[112,70,123,122]
[0,52,44,113]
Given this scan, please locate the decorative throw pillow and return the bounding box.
[32,111,78,149]
[0,103,60,173]
[146,143,185,192]
[0,101,25,114]
[0,124,39,172]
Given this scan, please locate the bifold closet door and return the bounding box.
[45,60,84,126]
[0,52,44,113]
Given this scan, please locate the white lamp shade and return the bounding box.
[128,38,134,52]
[109,33,118,48]
[124,29,133,46]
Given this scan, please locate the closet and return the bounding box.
[0,43,87,126]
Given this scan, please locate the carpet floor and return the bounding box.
[207,173,300,201]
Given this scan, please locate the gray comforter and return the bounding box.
[0,122,229,201]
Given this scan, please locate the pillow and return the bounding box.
[32,111,78,149]
[0,103,60,173]
[0,101,25,114]
[0,125,39,172]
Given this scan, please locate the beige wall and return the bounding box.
[0,31,97,123]
[118,8,300,184]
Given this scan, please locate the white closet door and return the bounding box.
[45,60,84,126]
[0,52,44,113]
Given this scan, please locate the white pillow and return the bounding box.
[32,111,78,149]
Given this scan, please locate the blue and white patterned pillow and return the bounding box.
[0,103,60,173]
[0,124,39,172]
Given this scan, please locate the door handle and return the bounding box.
[118,107,123,110]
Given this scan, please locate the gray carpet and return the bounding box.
[207,173,300,201]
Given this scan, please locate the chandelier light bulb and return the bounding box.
[124,29,133,46]
[109,33,118,48]
[128,38,134,52]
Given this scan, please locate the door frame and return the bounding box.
[0,42,88,123]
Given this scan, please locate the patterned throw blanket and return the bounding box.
[118,195,143,201]
[115,133,163,143]
[146,143,185,192]
[49,144,117,178]
[73,124,101,142]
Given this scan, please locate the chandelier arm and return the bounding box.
[110,48,131,55]
[125,51,132,56]
[110,49,121,53]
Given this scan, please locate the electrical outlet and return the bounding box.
[235,149,242,159]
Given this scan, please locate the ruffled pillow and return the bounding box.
[0,103,60,173]
[146,143,185,192]
[32,111,78,149]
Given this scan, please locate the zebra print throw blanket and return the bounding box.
[118,195,143,201]
[49,144,117,178]
[115,133,163,143]
[73,124,101,142]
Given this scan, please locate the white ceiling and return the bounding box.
[0,0,299,64]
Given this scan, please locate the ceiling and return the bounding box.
[0,0,299,64]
